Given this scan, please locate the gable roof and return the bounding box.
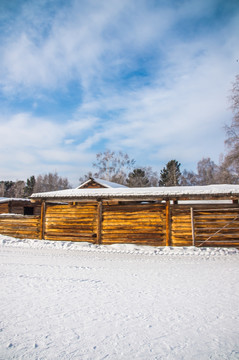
[31,184,239,202]
[78,177,128,189]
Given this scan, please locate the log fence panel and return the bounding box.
[193,207,239,247]
[101,203,166,246]
[44,202,98,242]
[0,215,40,239]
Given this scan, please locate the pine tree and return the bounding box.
[24,176,36,197]
[159,160,181,186]
[126,168,150,187]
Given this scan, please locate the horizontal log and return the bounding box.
[102,234,164,240]
[193,212,239,218]
[171,236,192,241]
[171,242,193,246]
[0,217,40,222]
[45,213,96,219]
[44,235,95,243]
[171,223,191,229]
[103,204,165,211]
[45,220,96,226]
[195,241,239,247]
[194,222,239,228]
[195,234,239,239]
[104,220,164,225]
[102,214,165,220]
[45,231,96,237]
[46,207,97,212]
[102,230,164,235]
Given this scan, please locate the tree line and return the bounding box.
[0,173,71,198]
[1,74,239,197]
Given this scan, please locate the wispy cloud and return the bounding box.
[0,0,238,185]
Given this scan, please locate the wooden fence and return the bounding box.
[0,214,41,239]
[1,202,239,247]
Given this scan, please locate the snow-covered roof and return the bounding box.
[31,184,239,202]
[0,197,31,204]
[78,177,128,189]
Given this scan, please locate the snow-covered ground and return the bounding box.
[0,235,239,359]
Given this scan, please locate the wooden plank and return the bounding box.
[191,207,195,246]
[165,200,171,246]
[40,201,45,240]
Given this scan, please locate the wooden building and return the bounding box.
[0,198,41,239]
[27,184,239,248]
[0,198,41,215]
[78,177,128,189]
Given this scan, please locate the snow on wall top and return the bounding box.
[31,184,239,201]
[0,197,31,204]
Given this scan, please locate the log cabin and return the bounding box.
[0,198,41,239]
[0,197,41,215]
[28,184,239,248]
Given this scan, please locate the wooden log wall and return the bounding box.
[0,215,40,239]
[1,201,239,247]
[101,202,166,246]
[43,202,98,242]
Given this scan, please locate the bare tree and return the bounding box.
[196,157,218,185]
[224,74,239,175]
[180,169,199,186]
[0,182,4,197]
[93,150,135,185]
[33,172,71,193]
[12,181,25,198]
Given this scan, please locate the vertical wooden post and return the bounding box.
[40,201,46,240]
[8,200,12,214]
[165,200,171,246]
[97,200,102,245]
[190,207,195,246]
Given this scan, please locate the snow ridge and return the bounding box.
[0,235,238,257]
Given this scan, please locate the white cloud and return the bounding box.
[0,0,238,183]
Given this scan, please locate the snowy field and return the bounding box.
[0,235,239,360]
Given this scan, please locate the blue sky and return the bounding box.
[0,0,238,186]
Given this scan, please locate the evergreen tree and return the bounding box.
[126,168,150,187]
[24,176,36,197]
[159,160,181,186]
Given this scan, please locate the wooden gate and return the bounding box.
[191,206,239,247]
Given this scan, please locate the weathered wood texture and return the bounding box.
[0,203,9,214]
[43,202,98,242]
[171,205,193,246]
[0,215,40,239]
[193,206,239,247]
[1,201,239,247]
[171,204,239,247]
[80,179,105,189]
[101,203,166,246]
[0,200,41,215]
